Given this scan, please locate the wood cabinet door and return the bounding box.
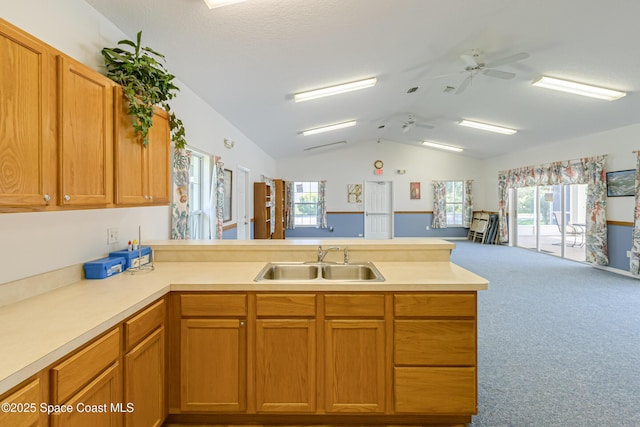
[0,19,57,208]
[51,362,122,427]
[255,319,316,412]
[180,318,246,412]
[114,88,147,205]
[146,108,171,205]
[58,55,114,206]
[0,378,45,427]
[324,320,385,412]
[124,326,165,427]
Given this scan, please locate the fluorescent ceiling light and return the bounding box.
[459,119,517,135]
[294,78,377,102]
[304,140,347,151]
[302,120,356,136]
[204,0,247,9]
[422,141,463,152]
[532,76,626,101]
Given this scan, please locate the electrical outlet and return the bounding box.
[107,227,119,244]
[627,250,632,258]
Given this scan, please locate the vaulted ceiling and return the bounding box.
[85,0,640,159]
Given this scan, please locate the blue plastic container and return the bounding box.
[109,246,151,270]
[84,257,126,279]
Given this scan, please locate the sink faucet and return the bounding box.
[317,245,340,263]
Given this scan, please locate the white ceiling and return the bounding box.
[85,0,640,159]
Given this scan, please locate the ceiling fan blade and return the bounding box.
[485,52,530,68]
[482,69,516,79]
[455,75,472,95]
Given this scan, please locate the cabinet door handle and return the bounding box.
[43,194,51,202]
[239,321,245,327]
[64,195,71,201]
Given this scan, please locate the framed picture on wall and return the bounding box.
[410,182,421,200]
[224,169,232,221]
[606,169,635,197]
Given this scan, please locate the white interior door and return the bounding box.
[236,166,251,240]
[364,180,393,239]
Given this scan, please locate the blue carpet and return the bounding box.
[449,240,640,427]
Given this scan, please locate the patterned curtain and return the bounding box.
[497,155,608,265]
[463,180,474,228]
[208,155,224,239]
[171,148,191,239]
[285,181,295,229]
[431,180,447,229]
[631,152,640,274]
[317,180,327,228]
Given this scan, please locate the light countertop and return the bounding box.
[0,249,487,395]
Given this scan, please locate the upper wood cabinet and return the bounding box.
[114,86,171,206]
[58,55,114,207]
[0,19,57,209]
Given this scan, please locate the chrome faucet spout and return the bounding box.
[317,245,340,262]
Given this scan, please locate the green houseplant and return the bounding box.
[101,31,186,149]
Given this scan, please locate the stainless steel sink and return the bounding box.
[321,263,384,281]
[255,263,320,280]
[254,262,384,282]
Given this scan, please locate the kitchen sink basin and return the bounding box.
[254,262,384,282]
[256,263,320,280]
[321,264,383,281]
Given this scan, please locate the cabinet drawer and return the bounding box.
[0,378,40,427]
[256,294,316,317]
[51,328,120,404]
[394,293,475,317]
[324,294,385,317]
[394,320,475,366]
[181,293,247,316]
[394,367,476,414]
[125,299,165,350]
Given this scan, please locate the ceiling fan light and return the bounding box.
[422,141,463,152]
[302,120,357,136]
[294,78,377,102]
[204,0,248,9]
[532,76,626,101]
[458,119,517,135]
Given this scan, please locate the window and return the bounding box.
[188,149,208,239]
[293,181,319,226]
[445,181,464,226]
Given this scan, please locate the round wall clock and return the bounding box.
[374,160,384,170]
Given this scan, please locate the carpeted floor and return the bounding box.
[448,240,640,427]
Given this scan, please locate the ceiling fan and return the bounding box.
[452,48,530,94]
[401,113,434,133]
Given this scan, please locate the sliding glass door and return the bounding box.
[515,184,586,262]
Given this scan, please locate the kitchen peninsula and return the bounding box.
[0,238,487,427]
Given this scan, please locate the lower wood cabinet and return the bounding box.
[50,362,121,427]
[324,319,386,412]
[180,318,247,412]
[123,298,166,427]
[255,294,317,413]
[0,376,47,427]
[179,294,247,412]
[171,290,477,424]
[393,292,477,415]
